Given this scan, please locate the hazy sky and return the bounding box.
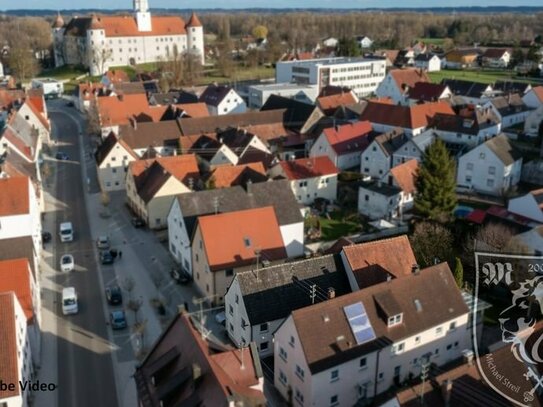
[0,0,540,10]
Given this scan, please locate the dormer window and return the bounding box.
[388,314,402,327]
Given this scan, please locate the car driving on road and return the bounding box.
[109,310,127,330]
[105,285,123,305]
[97,236,110,250]
[100,251,114,265]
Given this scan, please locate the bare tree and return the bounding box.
[8,37,40,82]
[91,45,113,76]
[128,297,143,323]
[409,221,454,268]
[122,277,135,300]
[86,100,101,136]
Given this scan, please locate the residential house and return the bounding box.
[0,113,41,164]
[126,155,200,229]
[524,104,543,137]
[316,91,359,116]
[375,68,431,105]
[94,132,139,191]
[224,254,351,357]
[414,54,441,72]
[260,95,324,136]
[358,181,402,221]
[17,98,50,145]
[269,156,339,205]
[192,206,288,303]
[167,180,304,275]
[309,121,373,170]
[273,262,470,406]
[360,100,454,136]
[522,86,543,109]
[483,94,531,128]
[0,292,34,407]
[133,310,265,407]
[355,36,373,49]
[508,188,543,223]
[0,176,41,278]
[430,105,501,147]
[385,159,419,214]
[77,82,104,111]
[248,83,319,109]
[391,132,435,167]
[207,128,271,167]
[360,129,408,179]
[457,134,522,196]
[148,90,198,106]
[207,162,268,189]
[0,258,41,366]
[407,82,451,105]
[493,81,532,96]
[395,49,416,67]
[372,50,399,68]
[482,48,511,68]
[114,121,183,156]
[441,79,494,104]
[443,48,480,69]
[199,84,246,116]
[322,37,339,48]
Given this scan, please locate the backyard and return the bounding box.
[305,210,364,242]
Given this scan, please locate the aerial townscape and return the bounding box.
[2,0,543,406]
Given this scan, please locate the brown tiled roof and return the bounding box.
[0,292,19,398]
[198,206,287,271]
[0,89,25,109]
[0,236,37,280]
[97,93,149,126]
[105,69,130,83]
[342,235,417,289]
[118,121,181,151]
[0,259,34,323]
[490,94,529,117]
[360,101,454,129]
[277,155,339,180]
[317,92,358,114]
[389,68,430,90]
[322,121,372,155]
[209,163,268,188]
[484,134,522,166]
[134,312,265,407]
[389,159,418,194]
[0,176,29,216]
[431,106,500,135]
[291,262,468,374]
[373,129,408,157]
[408,82,449,102]
[483,48,509,59]
[66,15,188,37]
[95,132,137,166]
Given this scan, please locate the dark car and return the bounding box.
[100,251,114,265]
[41,231,52,243]
[66,101,74,107]
[131,217,145,228]
[109,310,127,330]
[55,152,69,160]
[171,268,191,284]
[105,285,123,305]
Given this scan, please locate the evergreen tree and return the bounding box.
[336,37,361,57]
[414,139,457,222]
[453,257,464,288]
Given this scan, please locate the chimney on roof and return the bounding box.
[441,379,453,407]
[412,264,420,274]
[463,349,474,366]
[327,287,335,299]
[322,314,330,323]
[246,179,253,195]
[118,93,124,101]
[192,363,202,381]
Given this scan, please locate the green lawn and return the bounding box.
[198,65,275,85]
[306,211,362,241]
[39,65,88,80]
[428,68,533,85]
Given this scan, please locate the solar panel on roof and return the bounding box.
[343,302,376,345]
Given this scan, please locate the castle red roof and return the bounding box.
[186,12,202,27]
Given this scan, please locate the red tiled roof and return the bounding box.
[0,292,19,398]
[210,163,267,188]
[466,209,486,224]
[0,259,34,323]
[278,155,339,180]
[176,102,209,118]
[23,100,50,130]
[483,48,509,59]
[342,235,417,289]
[79,82,105,101]
[317,92,358,113]
[360,101,454,129]
[130,154,200,185]
[389,159,418,194]
[93,15,187,37]
[27,94,45,116]
[186,12,202,27]
[0,176,30,216]
[198,206,287,270]
[105,69,130,83]
[322,120,372,155]
[97,93,150,126]
[390,68,430,90]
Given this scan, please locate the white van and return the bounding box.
[59,222,73,242]
[62,287,78,315]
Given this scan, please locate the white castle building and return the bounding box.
[52,0,204,76]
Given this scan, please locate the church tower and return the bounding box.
[134,0,152,32]
[51,12,66,68]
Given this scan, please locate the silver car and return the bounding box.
[60,254,74,272]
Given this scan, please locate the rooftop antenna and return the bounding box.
[254,247,262,280]
[212,196,219,214]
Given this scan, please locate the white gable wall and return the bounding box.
[360,142,390,178]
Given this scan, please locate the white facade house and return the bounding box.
[391,132,434,167]
[413,54,441,72]
[95,133,138,191]
[482,95,532,129]
[522,86,543,109]
[360,131,409,179]
[30,78,63,97]
[52,3,204,76]
[208,131,270,167]
[322,37,338,48]
[273,263,471,407]
[199,85,247,116]
[17,101,50,144]
[224,255,351,358]
[358,181,402,220]
[456,134,522,196]
[524,105,543,137]
[375,68,431,105]
[275,57,386,97]
[508,189,543,223]
[356,36,373,49]
[167,180,304,276]
[309,121,372,170]
[268,156,339,205]
[247,83,319,109]
[0,292,34,407]
[482,49,511,68]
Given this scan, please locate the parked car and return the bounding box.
[170,268,191,284]
[109,310,127,330]
[100,251,114,265]
[55,151,69,160]
[60,254,74,272]
[66,101,74,107]
[41,231,52,243]
[131,217,145,228]
[105,285,123,305]
[97,236,110,250]
[214,311,226,326]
